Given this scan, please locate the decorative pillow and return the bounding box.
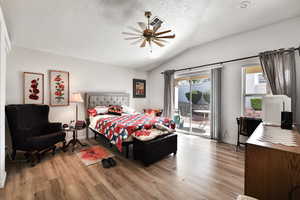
[143,124,153,129]
[87,108,97,117]
[95,106,109,115]
[144,109,163,117]
[108,105,123,115]
[88,106,109,117]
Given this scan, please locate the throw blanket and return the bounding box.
[94,114,174,151]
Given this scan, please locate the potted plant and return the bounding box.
[250,98,262,110]
[185,90,202,104]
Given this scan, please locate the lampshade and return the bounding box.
[70,93,84,103]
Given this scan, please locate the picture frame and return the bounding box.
[23,72,44,104]
[133,79,146,98]
[49,70,70,106]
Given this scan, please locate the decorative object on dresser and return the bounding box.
[5,104,66,166]
[49,70,69,106]
[236,117,262,151]
[133,79,146,98]
[245,123,300,200]
[281,111,293,130]
[23,72,44,104]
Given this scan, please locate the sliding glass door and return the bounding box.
[174,79,192,133]
[174,71,211,137]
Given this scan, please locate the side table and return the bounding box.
[64,127,87,152]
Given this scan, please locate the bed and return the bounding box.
[85,92,175,158]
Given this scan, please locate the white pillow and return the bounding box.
[95,106,109,114]
[122,105,135,114]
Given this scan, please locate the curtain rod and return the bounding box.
[160,47,300,74]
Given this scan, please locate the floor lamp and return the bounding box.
[67,92,86,150]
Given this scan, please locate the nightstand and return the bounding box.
[64,127,87,152]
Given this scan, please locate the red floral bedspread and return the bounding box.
[94,114,174,151]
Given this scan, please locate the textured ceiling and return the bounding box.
[2,0,300,71]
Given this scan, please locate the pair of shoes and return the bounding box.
[101,157,117,168]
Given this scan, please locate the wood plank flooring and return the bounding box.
[0,134,244,200]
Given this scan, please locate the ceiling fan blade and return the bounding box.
[153,24,161,33]
[124,36,142,40]
[137,22,146,30]
[154,30,172,36]
[140,39,147,48]
[154,38,168,43]
[121,32,141,36]
[156,34,176,39]
[152,40,164,47]
[131,38,143,45]
[127,26,143,33]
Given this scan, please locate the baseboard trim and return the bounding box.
[0,171,7,188]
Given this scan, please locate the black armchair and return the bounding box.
[6,104,66,165]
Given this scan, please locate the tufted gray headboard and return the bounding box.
[85,92,130,109]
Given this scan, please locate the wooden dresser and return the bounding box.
[245,124,300,200]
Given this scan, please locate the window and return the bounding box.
[242,65,269,118]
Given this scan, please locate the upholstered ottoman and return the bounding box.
[133,133,177,166]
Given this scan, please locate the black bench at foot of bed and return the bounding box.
[133,133,177,166]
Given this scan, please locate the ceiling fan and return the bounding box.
[122,11,175,51]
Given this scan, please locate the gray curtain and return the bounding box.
[259,48,297,119]
[211,68,222,140]
[163,70,175,118]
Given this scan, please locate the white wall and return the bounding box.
[149,16,300,144]
[6,46,149,139]
[0,5,11,189]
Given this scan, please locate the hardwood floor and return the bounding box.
[0,134,244,200]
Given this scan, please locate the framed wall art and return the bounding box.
[23,72,44,104]
[133,79,146,98]
[49,70,70,106]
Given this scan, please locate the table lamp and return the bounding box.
[70,92,84,123]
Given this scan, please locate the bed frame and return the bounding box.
[85,92,132,157]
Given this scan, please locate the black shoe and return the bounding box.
[107,157,117,167]
[101,159,111,168]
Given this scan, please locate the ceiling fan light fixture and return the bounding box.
[145,11,152,18]
[122,11,175,52]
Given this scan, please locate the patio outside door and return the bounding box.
[174,70,211,137]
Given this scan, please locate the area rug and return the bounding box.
[77,145,113,166]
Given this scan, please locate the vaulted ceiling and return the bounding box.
[2,0,300,70]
